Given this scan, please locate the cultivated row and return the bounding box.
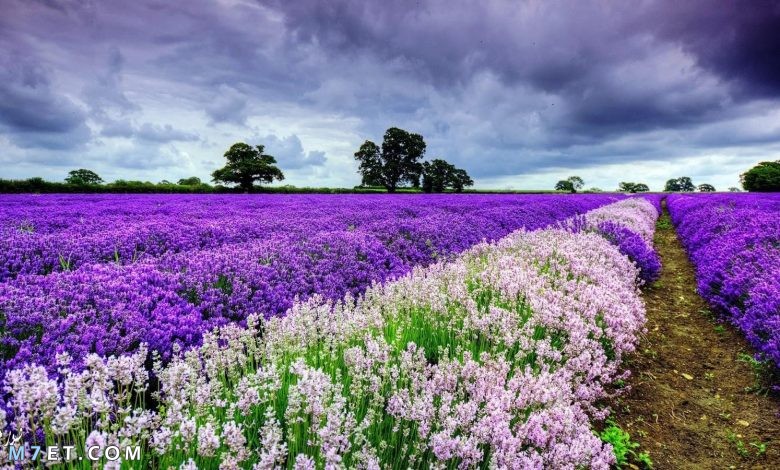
[668,193,780,368]
[0,194,619,281]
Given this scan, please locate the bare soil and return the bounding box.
[612,202,780,469]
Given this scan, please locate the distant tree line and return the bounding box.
[3,141,778,194]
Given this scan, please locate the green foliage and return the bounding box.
[750,441,767,456]
[555,179,575,193]
[741,160,780,192]
[664,176,696,192]
[354,127,426,192]
[599,421,653,468]
[65,169,103,186]
[420,159,474,193]
[567,176,584,191]
[618,182,650,193]
[177,176,202,186]
[736,352,777,395]
[211,142,285,190]
[554,176,584,193]
[726,430,750,457]
[697,183,716,192]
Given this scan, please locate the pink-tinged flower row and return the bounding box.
[0,194,621,281]
[561,198,662,284]
[1,200,653,469]
[668,193,780,369]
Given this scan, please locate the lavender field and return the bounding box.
[669,193,780,370]
[0,194,668,468]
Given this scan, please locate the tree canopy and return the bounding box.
[618,182,650,193]
[567,176,584,191]
[555,180,575,193]
[65,169,103,186]
[420,159,474,193]
[697,183,716,192]
[354,127,426,192]
[741,161,780,192]
[664,176,695,192]
[555,176,584,193]
[211,143,284,191]
[178,176,202,186]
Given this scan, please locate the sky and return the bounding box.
[1,0,779,191]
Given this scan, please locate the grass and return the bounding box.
[655,215,673,230]
[736,352,776,395]
[599,421,653,468]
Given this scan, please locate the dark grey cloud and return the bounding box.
[99,118,199,143]
[83,46,139,116]
[204,85,249,125]
[0,50,91,150]
[651,0,780,96]
[0,0,779,186]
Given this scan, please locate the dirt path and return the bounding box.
[612,202,780,469]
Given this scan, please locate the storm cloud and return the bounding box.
[1,0,779,189]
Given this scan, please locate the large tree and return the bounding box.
[354,127,426,193]
[420,159,474,193]
[741,161,780,192]
[664,176,695,192]
[211,143,284,191]
[65,169,103,186]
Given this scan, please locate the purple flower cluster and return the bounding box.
[596,221,661,284]
[668,193,780,367]
[0,194,622,377]
[0,194,617,281]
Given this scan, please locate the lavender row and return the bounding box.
[0,194,620,281]
[668,193,780,367]
[0,194,622,377]
[1,199,660,468]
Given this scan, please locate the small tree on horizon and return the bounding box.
[698,183,716,192]
[664,176,695,192]
[567,176,584,192]
[354,127,426,193]
[65,169,103,186]
[211,143,284,191]
[555,180,575,193]
[618,182,649,193]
